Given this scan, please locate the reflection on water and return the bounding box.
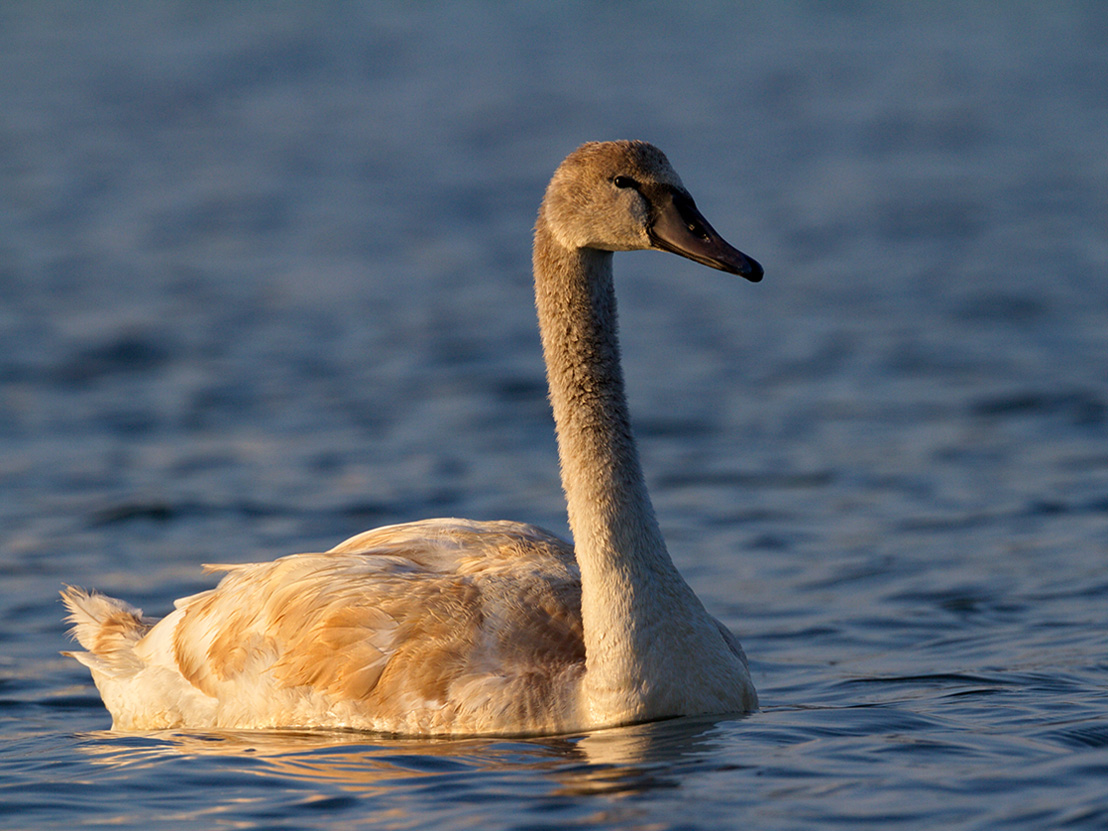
[75,715,742,800]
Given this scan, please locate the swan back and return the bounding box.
[65,520,587,734]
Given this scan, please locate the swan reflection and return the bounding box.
[76,714,746,799]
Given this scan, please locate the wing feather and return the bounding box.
[166,519,584,731]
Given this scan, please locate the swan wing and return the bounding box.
[165,519,584,732]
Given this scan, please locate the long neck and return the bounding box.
[533,220,700,722]
[533,222,674,582]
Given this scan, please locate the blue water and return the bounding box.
[2,3,1107,829]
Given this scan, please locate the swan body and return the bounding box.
[63,140,762,735]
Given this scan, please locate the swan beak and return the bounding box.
[648,189,763,282]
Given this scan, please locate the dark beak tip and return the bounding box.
[734,255,763,283]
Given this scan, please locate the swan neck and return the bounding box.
[532,222,674,580]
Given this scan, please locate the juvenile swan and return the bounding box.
[63,141,763,736]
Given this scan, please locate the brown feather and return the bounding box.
[162,520,585,731]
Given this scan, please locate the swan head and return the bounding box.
[539,140,763,282]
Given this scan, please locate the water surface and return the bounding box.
[2,3,1107,829]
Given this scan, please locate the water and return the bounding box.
[2,2,1107,828]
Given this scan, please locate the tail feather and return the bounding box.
[61,586,152,676]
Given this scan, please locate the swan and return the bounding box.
[62,140,763,736]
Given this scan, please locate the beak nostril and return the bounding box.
[687,222,710,241]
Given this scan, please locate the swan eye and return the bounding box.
[612,175,639,189]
